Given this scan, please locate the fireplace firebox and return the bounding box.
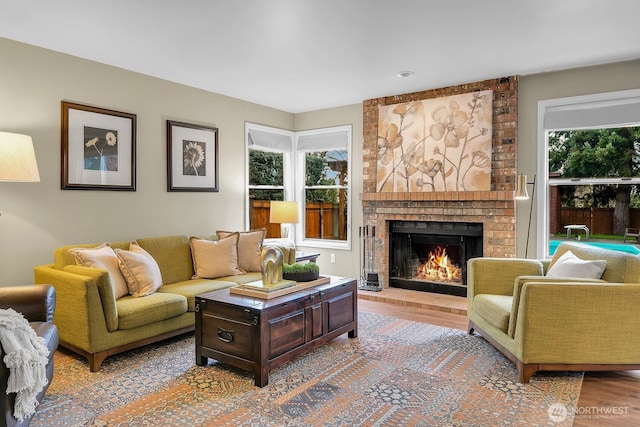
[389,221,483,296]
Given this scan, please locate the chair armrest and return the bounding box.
[507,276,606,337]
[0,284,56,322]
[467,258,544,316]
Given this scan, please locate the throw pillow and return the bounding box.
[69,243,129,299]
[190,233,245,279]
[546,249,607,279]
[216,228,266,272]
[115,241,163,297]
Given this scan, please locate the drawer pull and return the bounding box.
[217,327,235,343]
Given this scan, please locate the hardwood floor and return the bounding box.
[358,290,640,426]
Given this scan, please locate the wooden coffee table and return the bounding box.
[195,276,358,387]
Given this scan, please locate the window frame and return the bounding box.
[537,88,640,258]
[294,125,352,250]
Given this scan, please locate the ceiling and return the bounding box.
[1,0,639,113]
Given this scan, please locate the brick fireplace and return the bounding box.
[361,76,519,292]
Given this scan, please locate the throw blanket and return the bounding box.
[0,308,49,421]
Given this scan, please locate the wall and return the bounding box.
[0,38,294,283]
[294,104,363,279]
[517,59,640,257]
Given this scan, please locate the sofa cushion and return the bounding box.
[190,234,245,279]
[472,294,512,333]
[54,241,129,270]
[158,279,236,311]
[115,242,163,297]
[69,243,129,299]
[546,249,606,279]
[217,229,266,272]
[116,292,187,330]
[135,235,194,285]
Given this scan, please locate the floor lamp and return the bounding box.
[0,132,40,183]
[514,169,536,258]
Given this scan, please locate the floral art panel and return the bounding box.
[377,90,493,193]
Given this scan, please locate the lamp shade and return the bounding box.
[514,173,529,200]
[269,201,299,224]
[0,132,40,182]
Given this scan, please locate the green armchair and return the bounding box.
[467,241,640,382]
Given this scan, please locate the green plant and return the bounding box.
[283,263,319,274]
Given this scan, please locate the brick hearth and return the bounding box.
[361,77,519,288]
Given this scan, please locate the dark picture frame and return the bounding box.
[61,101,137,191]
[167,120,219,192]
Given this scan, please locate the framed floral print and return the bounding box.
[61,101,137,191]
[167,120,219,192]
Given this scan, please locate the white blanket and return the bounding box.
[0,308,50,421]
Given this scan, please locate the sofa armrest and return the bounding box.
[34,264,112,351]
[513,282,640,364]
[0,284,56,323]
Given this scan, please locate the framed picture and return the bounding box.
[61,101,136,191]
[167,120,219,192]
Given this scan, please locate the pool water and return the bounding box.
[549,239,640,255]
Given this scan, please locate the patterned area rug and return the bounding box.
[32,312,582,426]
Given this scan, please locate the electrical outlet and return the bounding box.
[330,253,336,263]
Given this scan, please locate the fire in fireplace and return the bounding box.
[417,246,463,283]
[389,221,483,296]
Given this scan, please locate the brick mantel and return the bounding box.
[361,77,519,288]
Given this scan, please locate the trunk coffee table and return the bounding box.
[195,276,358,387]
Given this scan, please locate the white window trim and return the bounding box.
[537,88,640,258]
[294,125,352,250]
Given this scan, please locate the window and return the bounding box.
[295,126,351,248]
[246,123,352,249]
[246,123,293,238]
[538,89,640,257]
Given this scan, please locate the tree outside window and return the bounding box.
[548,126,640,235]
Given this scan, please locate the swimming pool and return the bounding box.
[549,239,640,255]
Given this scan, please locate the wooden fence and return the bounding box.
[559,208,640,235]
[250,200,345,240]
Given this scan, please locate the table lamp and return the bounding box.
[269,201,299,240]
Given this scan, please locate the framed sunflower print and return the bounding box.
[61,101,136,191]
[167,120,219,192]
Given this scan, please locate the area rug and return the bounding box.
[32,312,582,426]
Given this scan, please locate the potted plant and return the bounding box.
[282,262,320,282]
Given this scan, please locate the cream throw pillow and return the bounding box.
[216,229,266,272]
[115,241,163,297]
[546,249,607,279]
[69,243,129,299]
[190,233,245,279]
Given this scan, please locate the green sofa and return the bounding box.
[467,241,640,382]
[34,234,295,372]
